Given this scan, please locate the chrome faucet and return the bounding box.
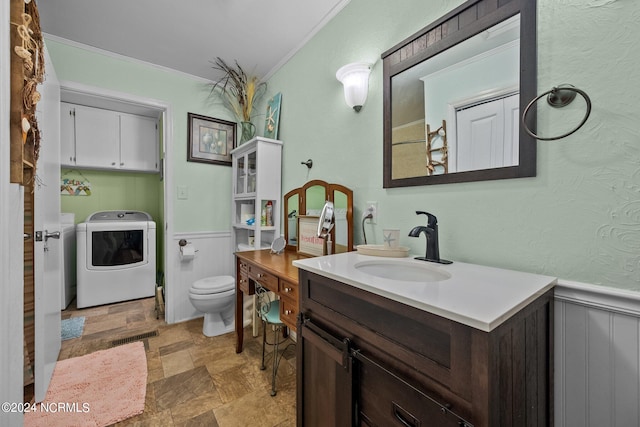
[408,211,452,264]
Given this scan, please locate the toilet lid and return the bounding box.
[190,275,235,295]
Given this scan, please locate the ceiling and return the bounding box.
[37,0,350,82]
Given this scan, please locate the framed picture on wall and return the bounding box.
[263,92,282,140]
[187,113,236,166]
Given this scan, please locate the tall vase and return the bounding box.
[240,121,256,144]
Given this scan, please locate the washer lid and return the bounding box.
[190,276,235,294]
[86,211,153,222]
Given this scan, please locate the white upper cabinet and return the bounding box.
[61,102,159,172]
[119,113,159,171]
[74,104,120,169]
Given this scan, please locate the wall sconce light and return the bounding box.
[336,62,372,112]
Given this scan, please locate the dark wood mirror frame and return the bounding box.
[382,0,537,188]
[283,180,353,254]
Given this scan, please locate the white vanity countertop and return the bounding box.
[293,252,557,332]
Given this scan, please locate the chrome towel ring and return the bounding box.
[522,84,592,141]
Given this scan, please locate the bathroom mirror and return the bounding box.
[382,0,537,187]
[284,192,299,247]
[283,180,353,254]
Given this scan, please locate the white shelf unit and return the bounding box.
[231,137,282,252]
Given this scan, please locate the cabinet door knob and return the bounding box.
[284,287,292,292]
[120,162,124,166]
[258,273,264,278]
[112,162,116,166]
[284,310,292,315]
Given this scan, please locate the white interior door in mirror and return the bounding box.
[452,93,519,172]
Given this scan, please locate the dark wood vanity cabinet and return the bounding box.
[296,271,554,427]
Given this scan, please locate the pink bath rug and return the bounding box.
[25,341,147,426]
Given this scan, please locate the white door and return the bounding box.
[454,93,519,172]
[33,47,62,403]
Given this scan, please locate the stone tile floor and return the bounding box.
[60,297,296,426]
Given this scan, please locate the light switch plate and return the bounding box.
[177,185,188,200]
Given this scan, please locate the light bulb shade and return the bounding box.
[336,62,372,112]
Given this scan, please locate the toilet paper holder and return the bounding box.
[179,239,198,249]
[178,239,199,257]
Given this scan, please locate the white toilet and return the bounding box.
[188,275,236,337]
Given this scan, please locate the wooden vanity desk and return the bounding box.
[235,179,354,353]
[234,249,309,353]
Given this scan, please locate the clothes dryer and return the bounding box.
[76,211,156,308]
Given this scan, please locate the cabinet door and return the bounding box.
[298,321,354,427]
[120,113,158,172]
[60,102,76,166]
[233,149,257,196]
[234,152,247,195]
[73,104,120,169]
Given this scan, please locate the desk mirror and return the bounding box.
[284,180,353,254]
[383,0,537,187]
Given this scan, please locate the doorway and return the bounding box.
[57,82,173,323]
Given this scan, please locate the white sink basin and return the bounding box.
[354,260,451,283]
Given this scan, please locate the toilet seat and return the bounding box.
[189,275,235,295]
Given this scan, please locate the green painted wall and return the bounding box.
[263,0,640,291]
[60,169,161,224]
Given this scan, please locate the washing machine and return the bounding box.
[76,211,156,308]
[60,213,76,309]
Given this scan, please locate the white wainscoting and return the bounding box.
[555,280,640,426]
[168,231,234,324]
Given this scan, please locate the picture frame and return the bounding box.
[263,92,282,140]
[297,215,325,257]
[187,113,236,166]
